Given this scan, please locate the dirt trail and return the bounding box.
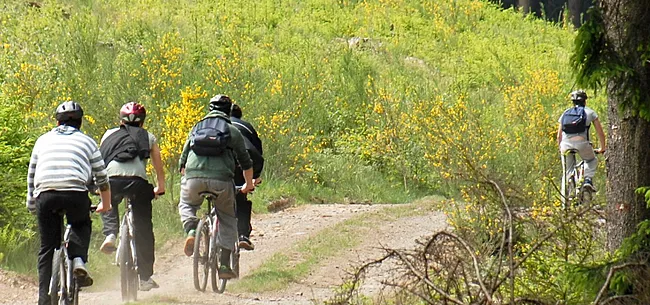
[1,203,446,305]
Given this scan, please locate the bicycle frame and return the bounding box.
[115,199,138,271]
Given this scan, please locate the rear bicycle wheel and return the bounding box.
[193,218,210,292]
[49,249,64,305]
[215,247,227,294]
[119,223,137,301]
[565,176,576,208]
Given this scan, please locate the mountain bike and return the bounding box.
[113,190,163,301]
[561,149,601,208]
[193,187,241,294]
[49,206,97,305]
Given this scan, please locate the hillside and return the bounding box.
[0,1,607,303]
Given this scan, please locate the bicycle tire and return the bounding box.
[71,278,78,305]
[215,247,227,294]
[566,177,576,208]
[233,245,240,278]
[119,222,137,302]
[193,218,210,292]
[128,239,138,301]
[49,249,63,305]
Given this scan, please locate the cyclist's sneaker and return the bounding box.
[238,235,255,251]
[183,229,196,257]
[72,257,93,287]
[100,233,117,254]
[583,178,597,192]
[218,265,236,279]
[139,277,160,291]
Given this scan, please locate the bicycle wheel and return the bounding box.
[49,249,64,305]
[565,176,576,208]
[214,247,227,294]
[193,218,210,292]
[119,223,137,302]
[232,245,240,278]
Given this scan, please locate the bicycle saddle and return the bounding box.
[199,190,225,198]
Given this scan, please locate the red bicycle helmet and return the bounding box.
[120,102,146,124]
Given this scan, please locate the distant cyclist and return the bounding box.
[98,101,165,291]
[27,101,111,305]
[231,104,264,250]
[178,94,254,279]
[557,90,606,190]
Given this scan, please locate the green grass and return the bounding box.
[230,196,443,293]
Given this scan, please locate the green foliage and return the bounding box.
[571,6,622,90]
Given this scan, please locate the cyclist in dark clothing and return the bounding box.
[231,104,264,250]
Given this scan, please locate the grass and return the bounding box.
[230,196,443,293]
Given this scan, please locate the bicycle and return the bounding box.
[561,149,601,208]
[113,191,164,302]
[193,187,241,294]
[49,206,97,305]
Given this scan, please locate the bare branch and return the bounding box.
[593,262,646,305]
[391,249,466,305]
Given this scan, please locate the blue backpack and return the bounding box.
[561,106,587,134]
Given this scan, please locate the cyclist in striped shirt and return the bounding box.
[27,101,111,305]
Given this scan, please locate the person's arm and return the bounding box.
[593,118,607,153]
[90,145,112,213]
[178,136,191,175]
[556,123,563,147]
[150,143,165,195]
[26,145,38,214]
[231,128,254,193]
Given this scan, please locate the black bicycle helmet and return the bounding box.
[55,101,84,122]
[208,94,233,115]
[570,90,588,105]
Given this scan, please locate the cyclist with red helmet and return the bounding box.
[98,101,165,291]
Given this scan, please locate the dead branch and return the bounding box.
[391,249,466,305]
[593,262,647,305]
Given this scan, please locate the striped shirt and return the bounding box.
[26,125,109,210]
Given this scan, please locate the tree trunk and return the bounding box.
[568,0,582,27]
[602,0,650,251]
[518,0,541,16]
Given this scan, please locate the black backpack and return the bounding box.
[190,116,231,156]
[561,106,587,134]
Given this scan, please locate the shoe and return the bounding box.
[100,234,117,254]
[583,178,597,192]
[72,257,93,287]
[183,229,196,257]
[238,236,255,251]
[217,265,236,279]
[139,277,159,291]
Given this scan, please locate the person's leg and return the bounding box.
[235,192,254,250]
[36,192,62,305]
[129,179,156,282]
[560,140,577,179]
[211,180,237,279]
[178,178,207,256]
[100,179,126,253]
[65,191,93,286]
[577,141,598,180]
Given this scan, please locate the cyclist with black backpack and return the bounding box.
[98,101,166,291]
[557,90,606,190]
[178,94,254,279]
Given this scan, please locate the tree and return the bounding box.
[573,1,650,251]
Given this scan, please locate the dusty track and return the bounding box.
[1,203,446,305]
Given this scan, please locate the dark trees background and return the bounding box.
[492,0,594,27]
